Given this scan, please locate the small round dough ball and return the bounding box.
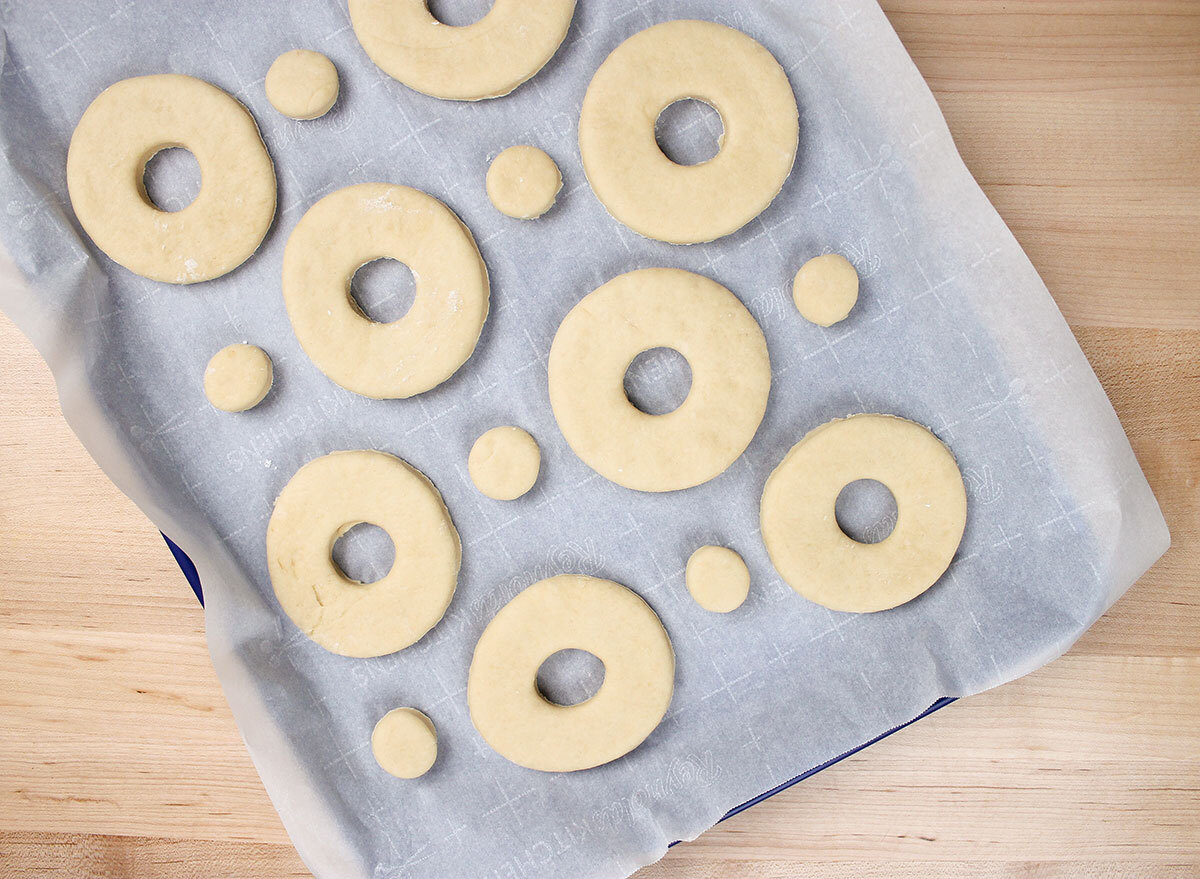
[469,426,541,500]
[266,50,339,120]
[486,146,562,219]
[685,545,750,613]
[204,344,273,412]
[792,253,859,327]
[372,707,437,779]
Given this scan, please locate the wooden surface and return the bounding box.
[1,2,1198,877]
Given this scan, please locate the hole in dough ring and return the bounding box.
[548,268,771,492]
[267,450,461,657]
[282,183,489,399]
[66,74,276,284]
[468,574,674,772]
[760,414,968,614]
[579,20,799,244]
[348,0,577,101]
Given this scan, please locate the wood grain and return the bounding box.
[1,2,1197,877]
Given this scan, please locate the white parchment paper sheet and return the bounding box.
[0,1,1169,877]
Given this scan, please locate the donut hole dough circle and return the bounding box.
[66,74,276,284]
[282,183,489,399]
[793,253,859,326]
[760,414,967,614]
[685,546,750,613]
[266,50,339,120]
[579,20,799,244]
[266,450,460,657]
[486,146,562,219]
[468,575,674,772]
[548,267,771,492]
[372,707,438,779]
[468,426,541,500]
[204,343,273,412]
[348,0,577,101]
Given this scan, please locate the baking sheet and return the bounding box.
[0,1,1169,877]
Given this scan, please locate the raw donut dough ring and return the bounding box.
[468,574,674,772]
[760,414,968,614]
[548,268,771,492]
[348,0,577,101]
[267,450,460,657]
[266,49,339,120]
[579,20,799,244]
[282,183,489,399]
[204,343,273,412]
[67,74,276,284]
[372,707,438,779]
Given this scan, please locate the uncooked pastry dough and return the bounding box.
[468,426,540,500]
[372,707,438,779]
[548,268,771,492]
[486,146,562,219]
[281,183,489,399]
[66,74,276,284]
[793,253,859,326]
[468,574,674,772]
[685,545,750,613]
[204,343,273,412]
[348,0,577,101]
[578,20,799,244]
[266,450,460,657]
[265,49,339,120]
[760,414,967,613]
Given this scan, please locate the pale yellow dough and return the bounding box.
[685,546,750,613]
[372,707,438,779]
[348,0,576,101]
[281,183,489,399]
[760,414,967,614]
[486,146,562,219]
[266,450,460,657]
[468,426,540,500]
[793,253,859,326]
[265,50,339,120]
[548,268,770,492]
[204,343,273,412]
[468,575,674,772]
[579,20,798,244]
[67,74,276,284]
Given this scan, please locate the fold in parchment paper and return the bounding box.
[0,1,1168,877]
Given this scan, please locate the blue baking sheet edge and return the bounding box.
[163,533,204,605]
[160,532,954,840]
[703,694,955,834]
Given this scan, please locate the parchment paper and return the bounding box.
[0,1,1169,877]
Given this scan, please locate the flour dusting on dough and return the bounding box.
[362,193,399,212]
